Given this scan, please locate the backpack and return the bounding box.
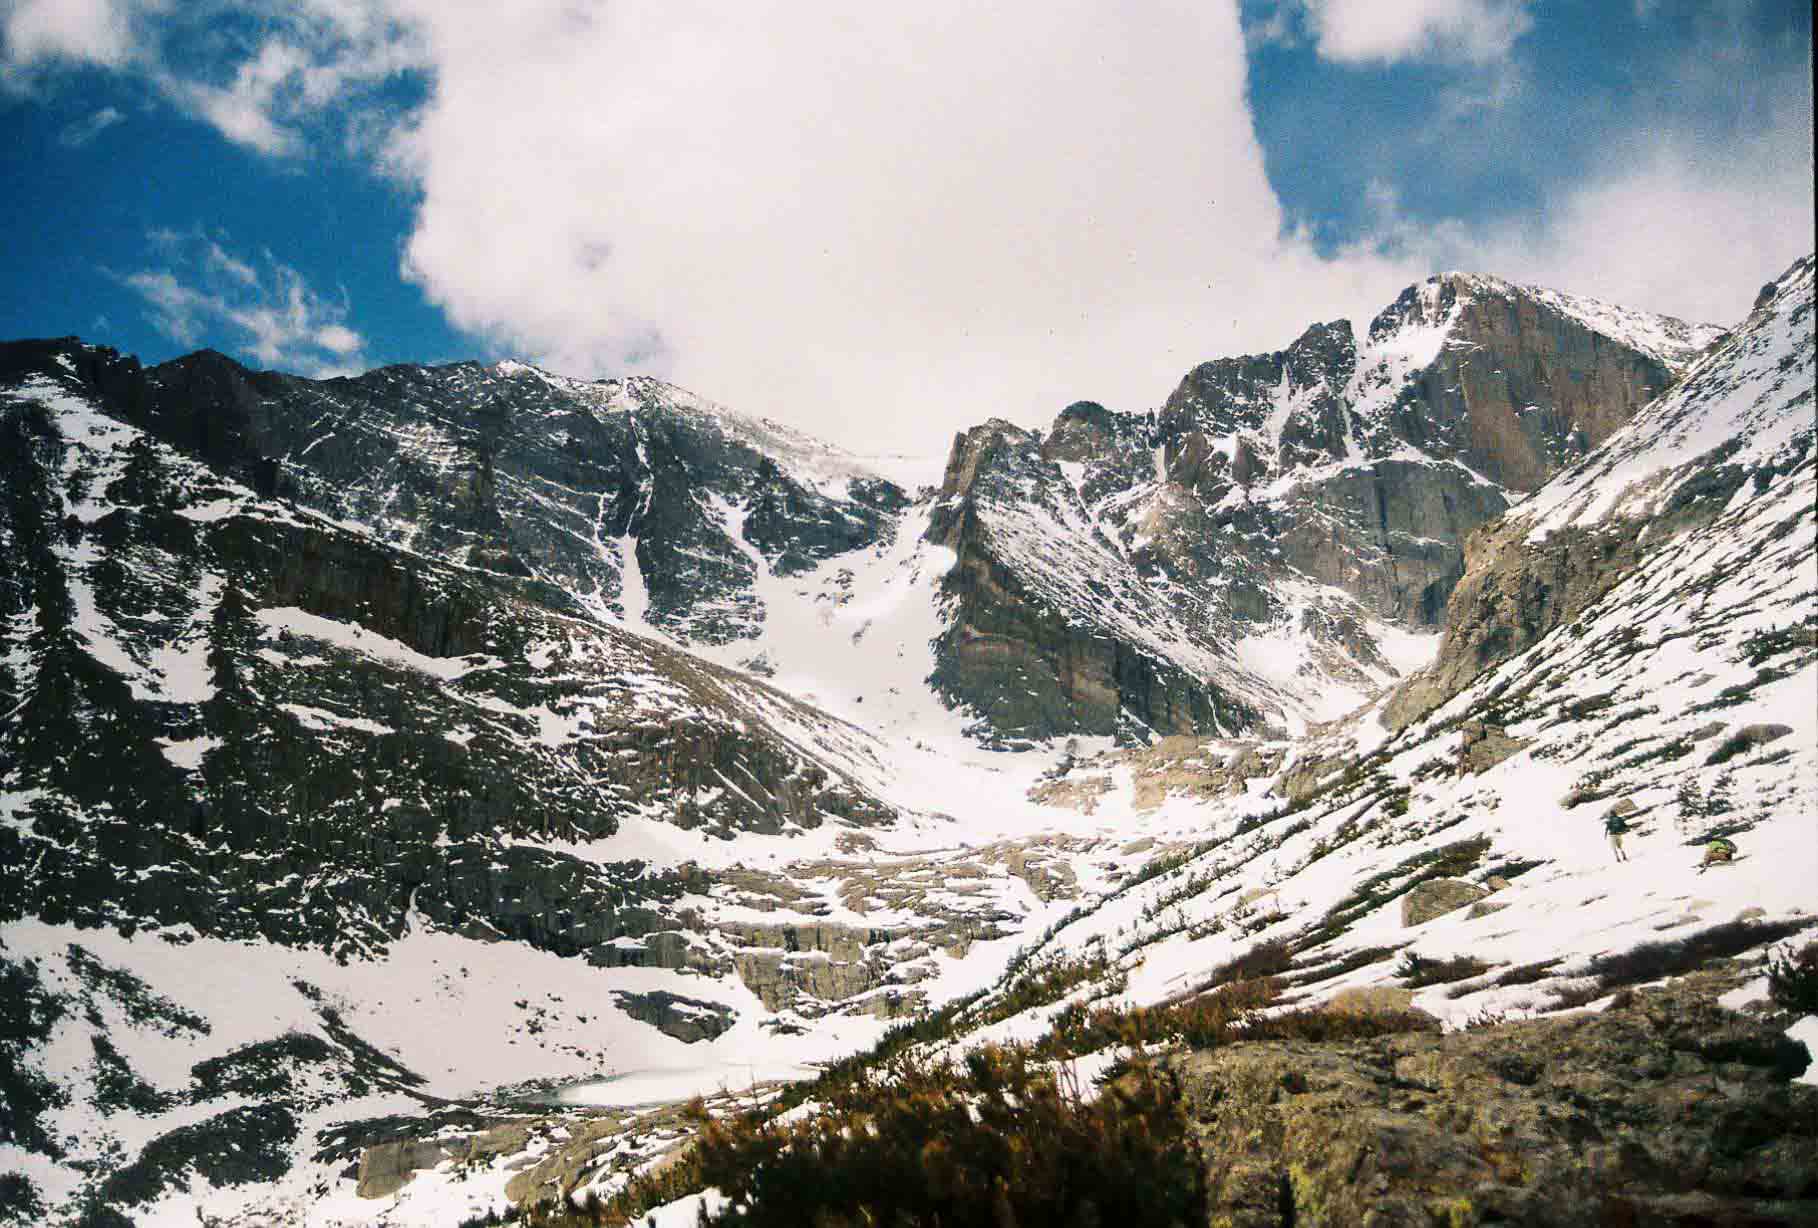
[1605,814,1629,835]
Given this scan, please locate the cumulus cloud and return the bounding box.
[5,0,415,156]
[368,1,1431,450]
[1299,0,1533,66]
[122,230,368,376]
[17,1,1816,452]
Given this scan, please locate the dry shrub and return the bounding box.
[1398,952,1494,988]
[1047,975,1282,1057]
[688,1047,1207,1228]
[1285,945,1401,988]
[1581,918,1812,993]
[1324,985,1416,1015]
[1489,959,1562,988]
[1249,1004,1441,1043]
[1197,938,1293,993]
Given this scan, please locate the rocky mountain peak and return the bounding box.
[1041,400,1132,463]
[914,267,1727,738]
[1386,251,1815,730]
[1,256,1813,1228]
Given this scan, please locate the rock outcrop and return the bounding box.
[4,340,908,646]
[611,991,737,1044]
[1456,720,1530,775]
[1175,974,1817,1226]
[0,347,895,964]
[927,417,1261,743]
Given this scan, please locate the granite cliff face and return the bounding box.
[922,274,1718,740]
[925,413,1266,744]
[1387,256,1814,729]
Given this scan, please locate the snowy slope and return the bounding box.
[1521,255,1814,536]
[0,260,1803,1227]
[861,254,1814,1064]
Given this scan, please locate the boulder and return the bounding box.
[355,1138,451,1199]
[1401,879,1489,927]
[1706,723,1795,765]
[1456,721,1531,775]
[612,991,736,1044]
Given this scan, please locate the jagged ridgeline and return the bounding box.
[0,268,1726,961]
[924,272,1716,740]
[0,256,1810,1228]
[0,340,901,963]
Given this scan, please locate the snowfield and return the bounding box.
[0,258,1811,1226]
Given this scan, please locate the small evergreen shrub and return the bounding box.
[1284,945,1401,988]
[1487,959,1562,989]
[1199,938,1293,992]
[1767,941,1818,1014]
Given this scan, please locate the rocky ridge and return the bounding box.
[0,258,1808,1227]
[1177,971,1815,1227]
[921,273,1719,740]
[1388,254,1815,729]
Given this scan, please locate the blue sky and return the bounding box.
[1245,1,1813,254]
[1,1,1811,449]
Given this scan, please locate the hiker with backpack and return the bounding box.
[1699,836,1737,872]
[1604,811,1631,862]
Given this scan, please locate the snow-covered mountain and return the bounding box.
[913,272,1720,742]
[0,258,1809,1227]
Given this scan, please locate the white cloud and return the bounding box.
[1300,0,1532,66]
[5,0,416,155]
[20,1,1817,455]
[1,0,144,73]
[1345,50,1815,328]
[57,104,124,146]
[122,231,369,376]
[367,1,1431,451]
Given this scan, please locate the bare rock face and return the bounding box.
[927,416,1260,743]
[725,920,911,1014]
[0,341,896,968]
[922,276,1714,739]
[354,1138,452,1199]
[1360,274,1700,491]
[1385,256,1814,731]
[1383,514,1650,730]
[611,990,736,1044]
[27,343,908,646]
[1456,720,1531,775]
[1175,975,1817,1226]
